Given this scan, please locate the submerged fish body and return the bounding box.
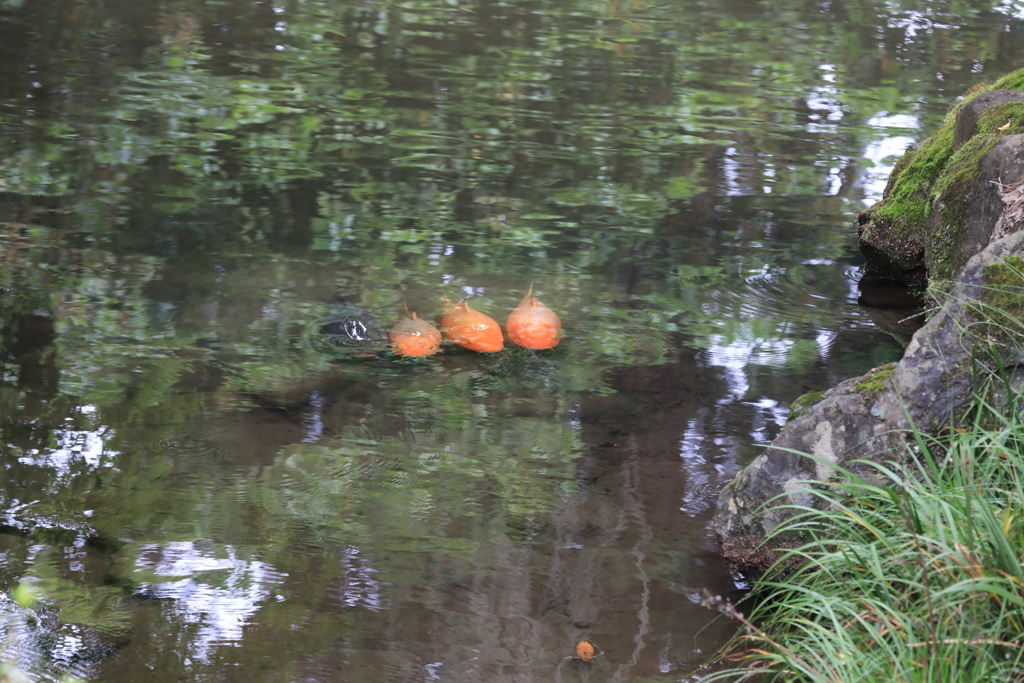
[441,299,504,353]
[506,285,561,350]
[389,311,442,358]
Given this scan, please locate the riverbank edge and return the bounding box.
[715,65,1024,573]
[703,375,1024,680]
[706,68,1024,679]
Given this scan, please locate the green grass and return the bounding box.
[704,264,1024,682]
[706,404,1024,682]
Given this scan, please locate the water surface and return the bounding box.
[2,0,1023,680]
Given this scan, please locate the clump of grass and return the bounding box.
[704,254,1024,682]
[706,398,1024,682]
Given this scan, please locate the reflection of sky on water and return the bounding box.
[135,542,287,663]
[706,332,815,403]
[816,329,839,360]
[677,420,716,516]
[746,397,789,444]
[17,407,117,481]
[806,76,844,134]
[862,113,919,204]
[329,546,384,611]
[721,147,744,196]
[302,390,326,443]
[702,335,792,442]
[999,0,1024,17]
[887,10,956,38]
[699,260,861,444]
[706,335,754,401]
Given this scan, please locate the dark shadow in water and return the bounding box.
[858,273,927,346]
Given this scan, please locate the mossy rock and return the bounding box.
[973,254,1024,350]
[717,232,1024,573]
[787,390,826,422]
[852,363,896,398]
[858,68,1024,286]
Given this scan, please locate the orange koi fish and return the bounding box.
[441,297,504,353]
[506,283,561,349]
[389,304,442,358]
[574,640,596,662]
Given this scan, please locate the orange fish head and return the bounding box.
[390,316,442,357]
[574,640,596,661]
[441,298,504,352]
[506,288,561,350]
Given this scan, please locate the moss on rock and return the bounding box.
[859,67,1024,284]
[852,363,897,398]
[787,390,826,422]
[974,254,1024,344]
[992,70,1024,91]
[872,121,955,233]
[935,103,1024,197]
[927,103,1024,282]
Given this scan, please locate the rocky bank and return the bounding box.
[715,69,1024,574]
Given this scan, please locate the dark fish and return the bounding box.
[311,302,388,356]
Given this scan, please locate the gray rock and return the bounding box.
[932,134,1024,280]
[715,230,1024,574]
[953,90,1024,150]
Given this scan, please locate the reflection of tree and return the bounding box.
[1,0,1013,376]
[0,0,1014,372]
[0,0,1019,678]
[2,0,1018,212]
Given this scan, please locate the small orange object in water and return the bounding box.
[574,641,596,662]
[441,297,504,353]
[389,305,442,358]
[506,283,561,349]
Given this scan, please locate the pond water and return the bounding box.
[2,0,1023,680]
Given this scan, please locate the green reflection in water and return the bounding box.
[0,0,1017,679]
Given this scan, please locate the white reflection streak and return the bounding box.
[998,0,1024,18]
[747,397,788,443]
[749,338,795,366]
[816,330,838,359]
[721,147,744,196]
[568,403,581,431]
[706,335,752,400]
[806,90,843,133]
[678,420,712,516]
[135,542,285,663]
[17,424,117,477]
[302,391,325,443]
[334,546,384,611]
[862,113,919,204]
[888,11,955,38]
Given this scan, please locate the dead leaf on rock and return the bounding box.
[994,177,1024,241]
